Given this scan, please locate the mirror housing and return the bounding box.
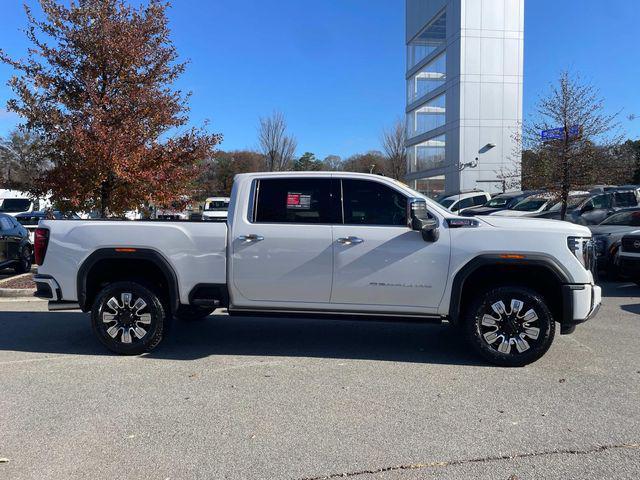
[581,203,594,213]
[409,198,439,242]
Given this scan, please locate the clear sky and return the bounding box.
[0,0,638,159]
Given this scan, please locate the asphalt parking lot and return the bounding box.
[0,282,639,480]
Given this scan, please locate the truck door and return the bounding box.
[331,178,450,313]
[230,177,339,304]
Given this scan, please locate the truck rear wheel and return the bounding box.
[464,286,555,367]
[91,281,166,355]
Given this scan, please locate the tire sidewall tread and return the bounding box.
[464,286,556,367]
[91,281,166,355]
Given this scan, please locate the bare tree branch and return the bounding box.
[381,118,407,180]
[258,111,297,171]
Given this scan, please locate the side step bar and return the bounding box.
[48,301,81,311]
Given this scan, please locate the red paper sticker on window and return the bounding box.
[287,194,300,206]
[287,192,311,209]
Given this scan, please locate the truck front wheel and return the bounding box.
[91,281,166,355]
[464,286,555,367]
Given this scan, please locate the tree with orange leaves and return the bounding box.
[1,0,221,217]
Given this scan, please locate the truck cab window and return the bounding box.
[342,179,407,226]
[254,178,338,224]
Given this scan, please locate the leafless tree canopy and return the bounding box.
[0,129,52,190]
[523,71,622,219]
[258,111,297,171]
[381,119,407,180]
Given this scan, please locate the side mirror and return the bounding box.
[409,198,439,242]
[582,203,594,213]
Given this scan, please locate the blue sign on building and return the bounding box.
[541,125,581,141]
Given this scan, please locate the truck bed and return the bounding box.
[37,220,228,304]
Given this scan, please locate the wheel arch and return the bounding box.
[448,254,572,326]
[77,248,179,313]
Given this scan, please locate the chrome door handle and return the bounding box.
[238,234,264,243]
[337,236,364,245]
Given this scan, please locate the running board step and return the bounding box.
[192,299,220,308]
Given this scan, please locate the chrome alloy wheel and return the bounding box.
[479,299,541,354]
[101,292,152,344]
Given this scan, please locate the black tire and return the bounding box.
[174,305,215,321]
[464,286,555,367]
[91,281,167,355]
[14,245,32,274]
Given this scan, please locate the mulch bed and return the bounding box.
[0,274,36,290]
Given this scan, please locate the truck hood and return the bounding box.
[478,215,591,236]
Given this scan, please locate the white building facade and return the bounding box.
[405,0,524,196]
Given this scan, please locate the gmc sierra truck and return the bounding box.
[33,172,601,366]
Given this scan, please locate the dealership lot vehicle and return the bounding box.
[437,190,491,213]
[535,190,638,224]
[459,190,541,217]
[618,231,640,283]
[491,193,558,217]
[589,208,640,277]
[0,213,33,273]
[202,196,231,221]
[34,172,600,366]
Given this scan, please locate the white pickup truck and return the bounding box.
[33,172,601,366]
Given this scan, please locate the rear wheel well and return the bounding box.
[455,264,564,324]
[82,258,174,312]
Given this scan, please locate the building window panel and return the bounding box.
[407,94,446,139]
[413,175,445,198]
[407,52,446,104]
[408,135,446,173]
[408,10,447,69]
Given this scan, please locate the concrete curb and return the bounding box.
[0,272,31,285]
[0,273,36,298]
[0,288,36,298]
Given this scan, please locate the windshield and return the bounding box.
[486,197,509,208]
[512,198,548,212]
[0,198,32,213]
[600,210,640,226]
[439,198,455,208]
[205,200,229,211]
[548,195,588,212]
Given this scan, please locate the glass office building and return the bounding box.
[405,0,524,197]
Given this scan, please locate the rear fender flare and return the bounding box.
[77,248,179,313]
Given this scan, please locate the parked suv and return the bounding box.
[437,190,491,214]
[0,213,33,273]
[535,190,638,224]
[618,231,640,283]
[459,190,541,217]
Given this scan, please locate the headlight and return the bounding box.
[568,236,595,270]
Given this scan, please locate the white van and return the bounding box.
[0,189,45,216]
[202,197,230,221]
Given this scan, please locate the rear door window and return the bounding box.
[614,192,637,208]
[254,178,339,224]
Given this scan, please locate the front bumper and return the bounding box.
[619,253,640,278]
[561,283,601,333]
